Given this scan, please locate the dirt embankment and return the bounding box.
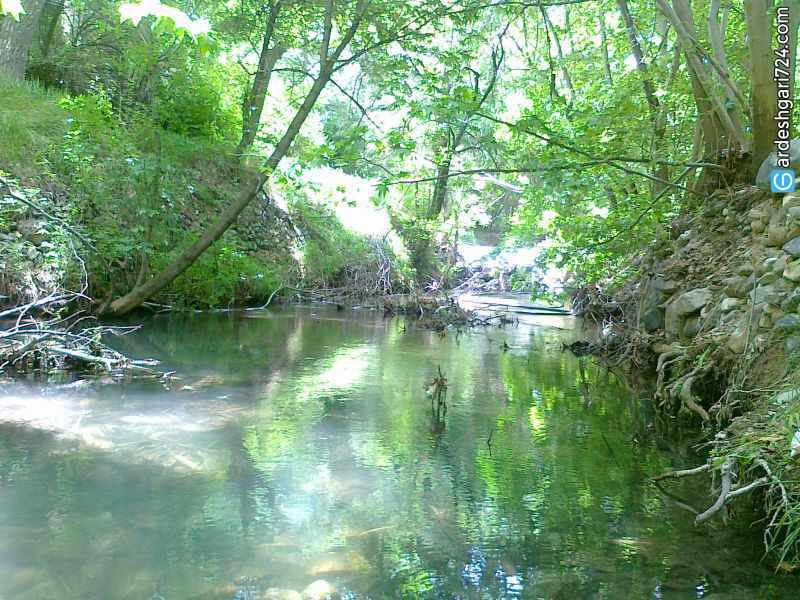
[585,185,800,568]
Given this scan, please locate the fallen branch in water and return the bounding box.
[1,294,159,377]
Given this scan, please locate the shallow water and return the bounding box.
[0,306,795,599]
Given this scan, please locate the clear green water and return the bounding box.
[0,306,795,599]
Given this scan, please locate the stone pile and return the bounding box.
[636,187,800,356]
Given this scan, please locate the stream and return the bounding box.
[0,306,795,598]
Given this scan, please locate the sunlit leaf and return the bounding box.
[0,0,25,20]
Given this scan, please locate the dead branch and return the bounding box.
[653,462,710,481]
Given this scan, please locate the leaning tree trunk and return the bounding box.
[0,0,47,79]
[106,69,333,315]
[237,0,285,156]
[105,0,369,316]
[745,0,778,172]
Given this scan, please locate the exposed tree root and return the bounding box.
[652,462,710,481]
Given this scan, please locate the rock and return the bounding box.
[784,192,800,209]
[676,229,693,248]
[651,277,679,293]
[724,275,755,299]
[728,306,764,354]
[785,336,800,353]
[750,285,781,305]
[774,277,794,294]
[641,307,663,332]
[788,206,800,219]
[773,255,789,273]
[737,263,755,276]
[751,220,766,234]
[16,219,47,245]
[721,297,741,312]
[784,259,800,282]
[682,316,702,338]
[783,236,800,257]
[665,288,712,335]
[759,272,779,285]
[768,223,789,247]
[776,314,800,331]
[782,288,800,311]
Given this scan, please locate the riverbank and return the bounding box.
[582,184,800,568]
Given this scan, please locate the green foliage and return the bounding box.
[0,76,66,175]
[154,239,282,308]
[154,58,240,140]
[290,197,376,289]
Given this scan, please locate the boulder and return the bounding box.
[788,206,800,219]
[641,307,663,333]
[784,259,800,282]
[682,316,702,338]
[782,288,800,311]
[783,236,800,257]
[665,288,712,335]
[775,314,800,331]
[750,284,782,305]
[720,297,741,312]
[724,275,755,299]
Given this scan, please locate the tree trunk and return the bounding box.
[38,0,65,59]
[616,0,660,123]
[428,155,453,219]
[237,46,285,155]
[708,0,747,151]
[237,0,285,156]
[106,0,368,316]
[539,6,573,103]
[0,0,46,79]
[599,14,613,85]
[745,0,778,172]
[659,0,745,158]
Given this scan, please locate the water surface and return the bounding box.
[0,306,794,598]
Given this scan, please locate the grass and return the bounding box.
[0,77,67,177]
[0,78,288,308]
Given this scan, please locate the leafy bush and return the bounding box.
[153,239,282,308]
[154,60,240,140]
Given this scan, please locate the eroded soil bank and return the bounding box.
[581,184,800,569]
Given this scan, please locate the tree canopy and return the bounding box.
[0,0,794,310]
